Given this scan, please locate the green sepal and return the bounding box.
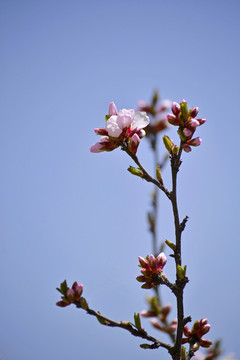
[172,145,179,155]
[179,101,189,124]
[178,128,187,142]
[127,166,144,178]
[165,239,176,251]
[79,297,89,309]
[57,280,68,295]
[134,312,142,330]
[140,343,152,349]
[156,165,163,184]
[105,115,110,122]
[181,346,186,360]
[177,265,187,279]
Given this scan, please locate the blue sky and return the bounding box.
[1,1,240,359]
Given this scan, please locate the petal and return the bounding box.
[131,111,150,130]
[117,109,135,129]
[106,115,122,137]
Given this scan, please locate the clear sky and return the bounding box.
[1,1,240,359]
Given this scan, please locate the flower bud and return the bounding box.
[190,107,199,118]
[66,288,75,301]
[185,118,200,130]
[183,128,193,138]
[167,113,179,126]
[187,137,202,146]
[128,133,140,154]
[183,144,191,153]
[108,101,118,116]
[197,118,206,125]
[171,102,181,116]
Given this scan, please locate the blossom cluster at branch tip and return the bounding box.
[166,99,206,153]
[137,90,172,135]
[56,280,88,309]
[90,102,150,154]
[182,318,212,348]
[136,252,167,289]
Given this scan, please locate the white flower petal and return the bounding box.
[106,115,122,138]
[131,111,150,130]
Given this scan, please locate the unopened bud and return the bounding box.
[156,165,163,184]
[134,312,142,330]
[177,264,187,279]
[163,135,174,153]
[165,239,176,251]
[167,113,179,126]
[187,137,202,146]
[171,102,181,116]
[190,107,199,118]
[127,166,144,178]
[108,101,118,116]
[179,101,189,124]
[172,145,179,155]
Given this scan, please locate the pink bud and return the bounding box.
[94,128,108,136]
[183,144,192,153]
[72,282,83,299]
[183,128,193,138]
[138,256,149,269]
[108,102,118,116]
[150,319,163,330]
[140,310,156,317]
[200,318,208,326]
[183,325,191,337]
[148,254,156,269]
[200,324,211,336]
[185,119,200,130]
[197,118,207,125]
[66,288,75,301]
[90,142,104,153]
[190,107,199,118]
[171,102,181,116]
[128,133,140,154]
[167,113,179,126]
[199,339,213,348]
[187,137,202,146]
[156,252,167,270]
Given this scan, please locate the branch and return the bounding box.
[120,141,171,200]
[75,305,172,352]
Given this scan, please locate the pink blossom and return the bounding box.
[90,102,149,154]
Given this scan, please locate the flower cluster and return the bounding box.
[137,90,172,135]
[182,318,212,348]
[141,297,177,335]
[56,280,88,309]
[90,102,150,154]
[136,252,167,288]
[166,99,206,152]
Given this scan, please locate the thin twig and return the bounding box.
[75,305,173,352]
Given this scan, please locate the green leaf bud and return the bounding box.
[127,166,144,178]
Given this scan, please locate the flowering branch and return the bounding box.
[56,280,172,352]
[57,97,213,360]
